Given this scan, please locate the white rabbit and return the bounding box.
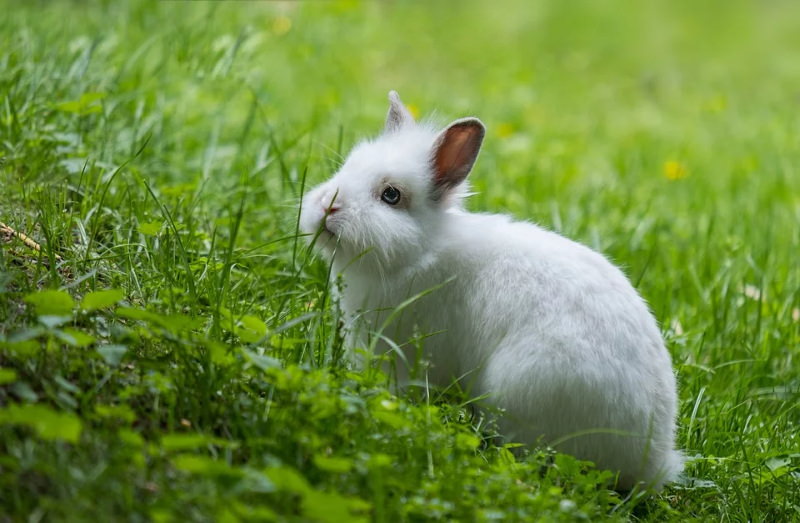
[300,91,683,490]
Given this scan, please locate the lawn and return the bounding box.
[1,0,799,520]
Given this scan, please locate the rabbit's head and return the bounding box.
[300,91,485,271]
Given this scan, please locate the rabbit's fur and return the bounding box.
[300,91,682,490]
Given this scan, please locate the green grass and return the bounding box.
[1,0,799,520]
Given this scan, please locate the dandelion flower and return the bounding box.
[497,122,515,138]
[663,160,688,180]
[272,16,292,36]
[406,103,421,120]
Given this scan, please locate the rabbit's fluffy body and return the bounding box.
[300,92,682,490]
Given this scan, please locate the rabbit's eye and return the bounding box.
[381,186,402,205]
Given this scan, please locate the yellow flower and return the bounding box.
[703,95,727,113]
[271,16,292,36]
[496,122,515,138]
[405,103,421,120]
[663,160,688,180]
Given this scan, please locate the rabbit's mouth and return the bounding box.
[321,218,337,237]
[309,224,337,253]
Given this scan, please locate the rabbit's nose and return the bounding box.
[318,189,341,214]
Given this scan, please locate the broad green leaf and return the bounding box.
[97,344,127,366]
[9,382,38,402]
[161,433,209,451]
[239,469,276,494]
[56,328,95,348]
[81,289,124,311]
[313,454,354,473]
[379,399,398,411]
[161,313,203,333]
[0,403,82,443]
[118,429,144,448]
[218,306,234,325]
[0,368,17,385]
[161,183,196,197]
[266,466,311,495]
[38,315,72,328]
[117,307,200,334]
[236,315,267,343]
[25,290,74,316]
[244,350,281,371]
[0,341,37,354]
[6,328,45,342]
[54,92,105,115]
[95,404,136,423]
[367,453,392,468]
[172,454,242,477]
[304,489,370,523]
[765,456,791,471]
[54,375,80,393]
[455,433,482,450]
[161,433,238,451]
[116,307,162,323]
[217,501,276,521]
[372,410,408,429]
[269,335,305,349]
[496,446,518,466]
[137,221,162,236]
[206,341,235,366]
[219,310,267,343]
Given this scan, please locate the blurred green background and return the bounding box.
[2,0,799,520]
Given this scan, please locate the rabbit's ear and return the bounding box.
[431,118,485,199]
[385,90,414,133]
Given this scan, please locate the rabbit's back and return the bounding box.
[418,212,682,489]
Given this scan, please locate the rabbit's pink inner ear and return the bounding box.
[432,118,485,197]
[385,90,414,133]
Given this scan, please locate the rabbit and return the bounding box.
[299,91,683,491]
